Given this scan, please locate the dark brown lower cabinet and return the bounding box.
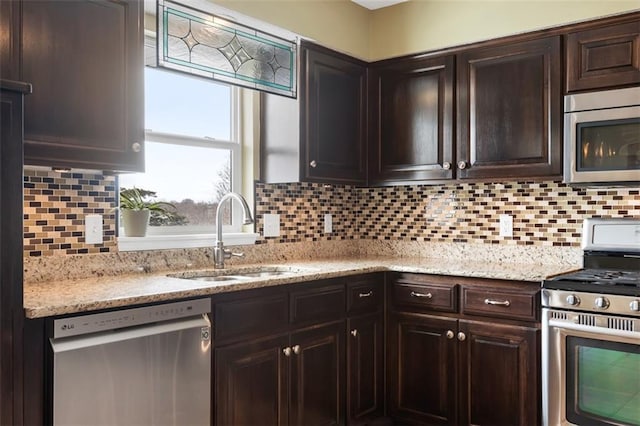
[387,312,539,426]
[291,322,345,426]
[215,335,289,426]
[458,320,539,426]
[215,322,345,426]
[387,312,458,425]
[347,313,385,424]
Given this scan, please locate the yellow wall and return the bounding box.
[370,0,640,60]
[216,0,639,61]
[214,0,371,59]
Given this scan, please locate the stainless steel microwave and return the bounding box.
[564,86,640,185]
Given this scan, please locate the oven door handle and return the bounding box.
[548,319,640,340]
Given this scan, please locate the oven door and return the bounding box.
[543,308,640,426]
[563,105,640,184]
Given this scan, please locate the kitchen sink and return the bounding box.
[168,266,312,282]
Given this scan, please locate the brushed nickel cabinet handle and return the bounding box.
[309,160,317,168]
[457,161,467,170]
[446,330,455,339]
[292,344,300,355]
[443,162,451,170]
[457,332,466,342]
[410,291,432,299]
[484,298,511,307]
[131,142,142,153]
[351,329,358,338]
[358,291,373,298]
[283,347,292,357]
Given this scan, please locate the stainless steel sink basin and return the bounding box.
[232,271,291,278]
[168,266,311,282]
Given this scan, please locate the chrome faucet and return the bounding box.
[213,192,254,269]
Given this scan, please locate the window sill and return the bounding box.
[118,233,259,252]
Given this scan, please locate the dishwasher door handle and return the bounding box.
[51,314,211,353]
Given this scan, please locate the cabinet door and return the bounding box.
[290,322,345,426]
[369,55,455,184]
[347,313,384,423]
[566,20,640,92]
[387,312,457,425]
[215,335,290,426]
[301,42,367,185]
[457,36,561,179]
[0,1,20,80]
[0,86,27,426]
[21,0,144,171]
[458,320,539,426]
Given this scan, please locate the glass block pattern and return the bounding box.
[23,169,117,256]
[158,0,297,97]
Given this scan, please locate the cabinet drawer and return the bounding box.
[347,275,383,315]
[215,292,288,344]
[393,280,457,313]
[461,286,539,322]
[290,282,345,326]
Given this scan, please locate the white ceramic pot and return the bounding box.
[121,209,150,237]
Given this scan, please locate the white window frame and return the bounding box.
[118,83,258,252]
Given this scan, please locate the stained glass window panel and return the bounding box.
[157,0,297,98]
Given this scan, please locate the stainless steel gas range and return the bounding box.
[542,218,640,426]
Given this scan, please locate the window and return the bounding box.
[118,67,256,250]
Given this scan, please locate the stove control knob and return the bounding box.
[566,294,580,306]
[594,297,610,310]
[630,300,640,312]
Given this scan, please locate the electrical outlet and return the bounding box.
[85,214,103,244]
[263,214,280,237]
[324,214,333,234]
[499,214,513,238]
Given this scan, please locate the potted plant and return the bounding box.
[119,187,176,237]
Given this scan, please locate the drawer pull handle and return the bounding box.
[411,291,433,299]
[457,332,466,342]
[292,344,300,355]
[351,329,358,338]
[283,347,292,357]
[446,330,454,339]
[484,298,510,307]
[358,291,373,298]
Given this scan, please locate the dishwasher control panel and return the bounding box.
[53,298,211,339]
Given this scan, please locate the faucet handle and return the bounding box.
[223,248,245,260]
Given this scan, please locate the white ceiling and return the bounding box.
[351,0,408,10]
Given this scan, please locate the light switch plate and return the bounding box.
[324,214,333,234]
[499,214,513,238]
[263,214,280,237]
[85,214,103,244]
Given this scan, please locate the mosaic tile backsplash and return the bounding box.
[358,182,640,246]
[23,169,117,256]
[22,169,640,257]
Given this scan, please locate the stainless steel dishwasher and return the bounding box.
[50,298,212,426]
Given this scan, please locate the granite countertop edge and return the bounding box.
[23,257,579,319]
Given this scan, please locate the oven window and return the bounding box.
[577,118,640,172]
[566,337,640,426]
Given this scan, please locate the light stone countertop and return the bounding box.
[23,256,579,319]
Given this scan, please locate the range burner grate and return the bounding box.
[558,269,640,287]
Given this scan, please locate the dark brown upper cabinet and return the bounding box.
[7,0,145,172]
[457,36,562,180]
[0,80,30,426]
[261,41,368,185]
[566,19,640,92]
[369,55,455,185]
